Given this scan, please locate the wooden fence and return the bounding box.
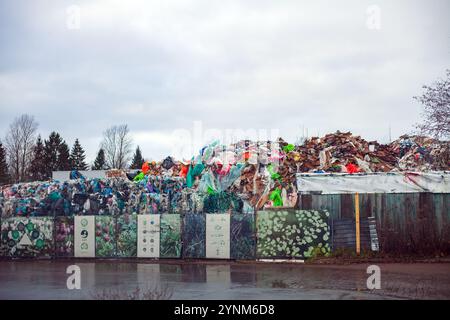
[298,193,450,254]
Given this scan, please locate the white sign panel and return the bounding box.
[138,215,160,258]
[74,216,95,257]
[206,214,230,259]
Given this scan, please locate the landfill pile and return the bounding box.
[1,131,448,215]
[390,135,450,172]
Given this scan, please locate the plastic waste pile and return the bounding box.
[0,178,151,218]
[1,132,448,216]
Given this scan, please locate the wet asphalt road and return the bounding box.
[0,260,449,300]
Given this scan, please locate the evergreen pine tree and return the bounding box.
[30,135,47,181]
[44,132,72,178]
[92,149,107,170]
[130,146,144,169]
[69,138,88,170]
[44,132,62,179]
[0,141,10,185]
[57,141,71,171]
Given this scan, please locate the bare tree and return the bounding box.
[101,125,133,169]
[5,114,38,182]
[414,69,450,139]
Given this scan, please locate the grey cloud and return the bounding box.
[1,0,449,162]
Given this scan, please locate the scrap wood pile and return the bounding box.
[1,131,448,216]
[288,132,398,173]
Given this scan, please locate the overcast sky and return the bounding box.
[0,0,449,163]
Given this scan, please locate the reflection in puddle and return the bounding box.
[3,261,444,299]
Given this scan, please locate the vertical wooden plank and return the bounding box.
[373,193,383,226]
[423,192,437,247]
[355,193,360,255]
[340,194,354,218]
[332,194,341,220]
[311,194,341,220]
[300,194,312,210]
[359,193,372,218]
[433,193,444,235]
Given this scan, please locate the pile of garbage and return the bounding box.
[390,135,450,172]
[278,131,398,174]
[1,131,448,215]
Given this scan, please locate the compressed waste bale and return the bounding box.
[203,192,243,214]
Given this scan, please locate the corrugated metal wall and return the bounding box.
[298,193,450,254]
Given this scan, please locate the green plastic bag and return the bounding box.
[186,163,205,188]
[283,144,295,152]
[269,189,283,207]
[133,172,145,182]
[267,164,281,181]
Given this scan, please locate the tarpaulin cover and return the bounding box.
[1,217,53,258]
[117,214,137,257]
[55,216,74,257]
[231,214,256,259]
[95,216,116,257]
[160,214,181,258]
[256,210,331,259]
[182,213,206,258]
[296,172,450,194]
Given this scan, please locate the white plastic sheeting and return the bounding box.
[52,170,107,181]
[296,172,450,194]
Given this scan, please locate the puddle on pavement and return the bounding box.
[0,261,449,299]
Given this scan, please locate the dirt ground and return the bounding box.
[0,259,449,300]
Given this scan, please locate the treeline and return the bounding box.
[0,114,146,185]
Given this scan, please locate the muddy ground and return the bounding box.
[0,260,449,300]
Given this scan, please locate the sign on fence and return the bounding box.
[74,216,95,258]
[206,214,230,259]
[137,214,160,258]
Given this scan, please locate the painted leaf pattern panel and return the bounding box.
[256,210,331,259]
[117,214,137,257]
[160,214,181,258]
[95,216,116,257]
[55,217,74,257]
[0,217,53,258]
[182,214,206,258]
